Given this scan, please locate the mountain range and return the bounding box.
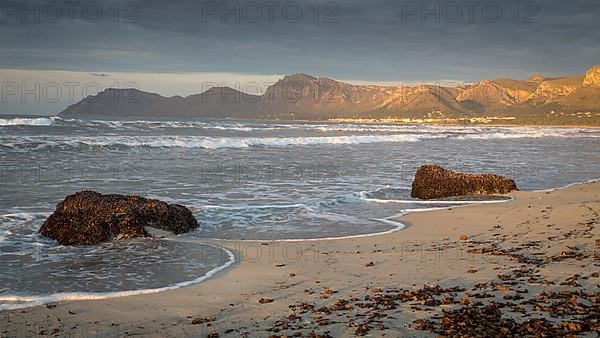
[59,65,600,123]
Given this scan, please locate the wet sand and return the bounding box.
[2,181,599,337]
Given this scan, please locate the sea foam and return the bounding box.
[0,117,57,126]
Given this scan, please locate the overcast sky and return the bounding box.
[1,0,599,114]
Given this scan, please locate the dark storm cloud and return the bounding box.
[0,0,599,81]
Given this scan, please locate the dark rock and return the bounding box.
[40,191,198,245]
[411,165,517,200]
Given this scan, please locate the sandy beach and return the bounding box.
[5,1,600,337]
[2,181,599,337]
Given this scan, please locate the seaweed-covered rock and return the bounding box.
[411,165,517,200]
[40,191,198,245]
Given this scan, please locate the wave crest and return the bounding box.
[0,117,57,126]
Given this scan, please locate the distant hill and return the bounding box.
[60,65,600,124]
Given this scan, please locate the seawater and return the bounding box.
[1,115,599,310]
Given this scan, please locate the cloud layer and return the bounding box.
[1,0,598,83]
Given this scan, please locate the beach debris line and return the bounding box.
[416,301,596,337]
[265,284,466,336]
[40,190,199,245]
[262,275,599,336]
[410,164,518,199]
[259,210,599,337]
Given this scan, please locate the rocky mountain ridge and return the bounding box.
[59,66,600,122]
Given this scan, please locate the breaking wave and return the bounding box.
[1,134,429,150]
[0,117,57,126]
[4,126,600,151]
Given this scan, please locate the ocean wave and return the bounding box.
[3,130,598,153]
[4,117,600,139]
[59,118,291,131]
[196,203,315,211]
[358,186,513,205]
[362,197,512,204]
[454,128,600,139]
[0,117,57,126]
[2,134,428,150]
[203,216,407,242]
[101,133,426,148]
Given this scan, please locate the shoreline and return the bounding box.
[0,195,510,311]
[3,114,600,129]
[2,179,599,336]
[0,192,531,311]
[0,242,237,313]
[321,118,600,129]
